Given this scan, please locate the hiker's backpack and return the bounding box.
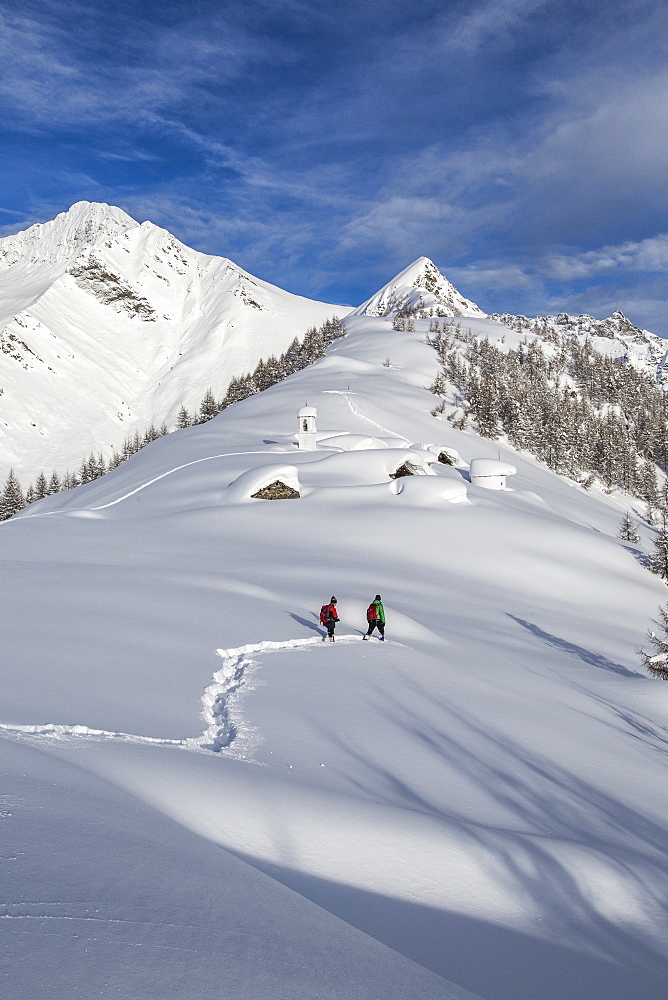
[366,603,377,621]
[320,604,332,623]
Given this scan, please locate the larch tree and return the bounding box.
[650,515,668,581]
[0,468,25,521]
[617,511,640,543]
[637,602,668,679]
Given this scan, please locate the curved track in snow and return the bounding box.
[323,389,410,444]
[0,634,368,753]
[11,450,271,518]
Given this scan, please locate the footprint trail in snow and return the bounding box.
[0,634,377,753]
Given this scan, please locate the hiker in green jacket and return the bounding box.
[363,595,385,640]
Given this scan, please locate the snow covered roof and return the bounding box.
[391,475,468,504]
[317,433,381,451]
[469,458,517,479]
[226,464,301,503]
[298,405,317,418]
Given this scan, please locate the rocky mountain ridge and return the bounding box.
[488,308,668,381]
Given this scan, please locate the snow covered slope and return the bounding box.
[354,256,487,318]
[2,310,668,1000]
[0,202,346,482]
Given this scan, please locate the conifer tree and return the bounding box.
[637,602,668,678]
[284,337,302,371]
[176,406,191,429]
[142,425,159,445]
[198,388,219,423]
[34,472,48,499]
[650,513,668,580]
[617,511,640,543]
[263,355,283,386]
[302,326,325,362]
[88,452,106,479]
[0,468,25,520]
[639,461,659,510]
[78,457,91,484]
[252,359,271,392]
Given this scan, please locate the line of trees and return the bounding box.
[428,320,668,586]
[172,317,346,426]
[428,322,668,509]
[0,316,346,521]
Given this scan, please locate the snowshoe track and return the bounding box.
[0,634,367,753]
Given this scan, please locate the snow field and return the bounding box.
[1,739,475,1000]
[2,311,668,999]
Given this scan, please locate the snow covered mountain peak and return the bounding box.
[0,203,346,483]
[354,256,486,319]
[0,201,138,272]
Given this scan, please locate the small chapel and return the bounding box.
[298,405,317,450]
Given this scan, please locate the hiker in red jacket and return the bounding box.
[320,597,339,642]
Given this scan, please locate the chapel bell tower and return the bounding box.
[297,404,317,450]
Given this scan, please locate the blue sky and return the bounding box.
[1,0,667,332]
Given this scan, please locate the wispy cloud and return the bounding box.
[543,236,668,281]
[0,7,287,126]
[442,0,551,54]
[90,148,161,163]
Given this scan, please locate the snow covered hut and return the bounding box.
[469,458,517,490]
[298,405,317,450]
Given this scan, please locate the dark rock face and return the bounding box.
[389,464,415,480]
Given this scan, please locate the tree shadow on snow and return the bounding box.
[228,848,668,1000]
[507,613,639,677]
[622,543,652,570]
[300,677,668,1000]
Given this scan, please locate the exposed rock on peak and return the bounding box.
[354,257,486,319]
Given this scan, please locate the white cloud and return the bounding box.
[339,195,473,255]
[447,263,539,293]
[331,49,668,267]
[544,235,668,281]
[442,0,550,54]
